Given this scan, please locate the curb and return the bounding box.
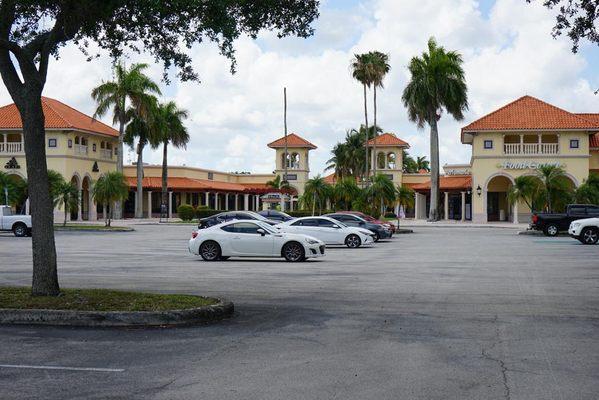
[53,227,135,232]
[395,228,413,234]
[0,298,233,327]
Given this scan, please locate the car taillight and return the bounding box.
[191,231,198,239]
[532,215,538,224]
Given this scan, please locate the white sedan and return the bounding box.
[276,216,375,248]
[189,220,325,262]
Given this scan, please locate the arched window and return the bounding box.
[290,153,300,169]
[377,152,386,169]
[387,152,396,169]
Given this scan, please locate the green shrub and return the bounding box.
[384,211,397,218]
[287,210,315,217]
[196,207,221,219]
[177,204,195,221]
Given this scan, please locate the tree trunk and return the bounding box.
[113,113,125,219]
[373,85,377,177]
[312,192,315,216]
[21,96,60,296]
[363,83,369,187]
[63,200,67,227]
[428,112,441,221]
[161,141,168,207]
[135,141,144,219]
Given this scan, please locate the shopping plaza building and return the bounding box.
[0,95,598,223]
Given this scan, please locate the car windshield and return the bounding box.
[325,218,347,228]
[255,221,277,234]
[277,211,292,219]
[244,211,270,221]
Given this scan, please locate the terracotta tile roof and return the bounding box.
[267,133,317,149]
[323,173,337,184]
[411,175,472,191]
[126,177,295,194]
[590,134,599,149]
[576,114,599,148]
[461,96,599,141]
[0,97,119,137]
[366,133,410,148]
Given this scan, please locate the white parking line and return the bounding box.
[0,364,124,372]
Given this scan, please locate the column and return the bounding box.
[519,133,524,153]
[168,191,173,219]
[414,193,420,219]
[225,193,229,211]
[2,133,6,151]
[280,196,285,212]
[25,198,30,215]
[235,194,239,210]
[513,201,519,224]
[147,191,152,218]
[461,191,466,222]
[89,190,97,221]
[77,190,83,221]
[205,192,210,208]
[255,195,260,211]
[444,192,449,221]
[244,194,249,211]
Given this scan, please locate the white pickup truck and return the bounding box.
[0,205,32,237]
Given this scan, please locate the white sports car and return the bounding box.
[189,220,325,262]
[276,216,375,248]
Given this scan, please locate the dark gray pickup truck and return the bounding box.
[531,204,599,236]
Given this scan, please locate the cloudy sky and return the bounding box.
[2,0,599,176]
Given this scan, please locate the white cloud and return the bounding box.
[1,0,598,176]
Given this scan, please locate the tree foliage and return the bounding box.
[92,172,129,227]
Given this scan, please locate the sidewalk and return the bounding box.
[389,219,530,230]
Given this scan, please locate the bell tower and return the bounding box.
[267,133,317,196]
[366,132,410,187]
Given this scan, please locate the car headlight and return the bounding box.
[570,222,580,228]
[305,238,320,245]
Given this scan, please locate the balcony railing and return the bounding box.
[0,142,23,153]
[74,144,88,155]
[503,143,558,155]
[100,149,112,159]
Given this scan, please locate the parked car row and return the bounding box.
[189,210,396,262]
[528,203,599,245]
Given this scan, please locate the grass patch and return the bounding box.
[0,287,218,312]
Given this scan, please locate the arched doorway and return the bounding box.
[82,176,91,221]
[486,174,514,222]
[70,175,81,220]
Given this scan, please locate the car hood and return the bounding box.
[347,227,375,236]
[571,217,599,224]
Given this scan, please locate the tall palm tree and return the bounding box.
[365,174,396,218]
[91,62,161,218]
[368,51,391,177]
[402,37,468,221]
[93,172,130,227]
[507,175,541,213]
[155,101,189,210]
[124,97,161,218]
[535,165,571,212]
[415,156,430,172]
[402,150,418,173]
[304,175,331,215]
[574,173,599,204]
[334,177,361,211]
[350,53,375,184]
[53,180,79,227]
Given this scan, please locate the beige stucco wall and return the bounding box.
[590,150,599,171]
[370,145,404,187]
[273,147,311,196]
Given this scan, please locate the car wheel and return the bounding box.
[544,224,559,237]
[199,241,221,261]
[13,223,27,237]
[580,227,599,245]
[345,234,361,248]
[372,232,380,242]
[282,241,305,262]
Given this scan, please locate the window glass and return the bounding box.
[569,206,586,214]
[300,218,319,226]
[484,140,493,149]
[232,222,261,234]
[48,138,57,147]
[318,219,338,228]
[3,207,13,216]
[586,206,599,216]
[570,139,579,149]
[220,224,236,232]
[235,213,253,220]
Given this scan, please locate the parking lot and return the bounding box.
[0,224,598,400]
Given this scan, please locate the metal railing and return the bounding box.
[503,142,559,155]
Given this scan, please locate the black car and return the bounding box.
[258,210,295,222]
[324,213,392,242]
[531,204,599,236]
[198,211,278,229]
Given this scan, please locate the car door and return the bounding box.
[339,214,361,228]
[585,206,599,218]
[289,218,322,240]
[316,218,344,244]
[567,206,587,229]
[228,222,274,256]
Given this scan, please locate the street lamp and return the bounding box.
[476,185,482,197]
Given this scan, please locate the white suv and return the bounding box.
[568,218,599,245]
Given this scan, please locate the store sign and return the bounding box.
[446,168,471,175]
[499,161,563,170]
[284,173,297,181]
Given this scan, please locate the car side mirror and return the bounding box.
[358,221,365,226]
[256,228,266,236]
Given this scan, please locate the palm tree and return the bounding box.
[535,165,571,212]
[365,174,396,218]
[415,156,430,172]
[93,172,130,227]
[0,171,23,206]
[326,125,381,180]
[124,97,161,218]
[53,180,80,226]
[402,150,418,173]
[574,173,599,204]
[91,62,161,218]
[304,175,331,215]
[47,170,66,201]
[334,177,361,211]
[507,175,541,213]
[396,185,415,226]
[155,101,189,210]
[368,51,391,177]
[402,37,468,221]
[350,53,375,184]
[266,175,292,191]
